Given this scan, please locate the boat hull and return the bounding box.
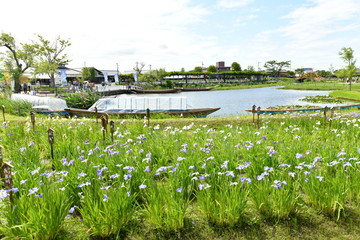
[65,107,220,118]
[174,87,214,92]
[132,89,180,94]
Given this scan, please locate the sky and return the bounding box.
[1,0,360,73]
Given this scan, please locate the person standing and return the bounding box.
[23,82,28,94]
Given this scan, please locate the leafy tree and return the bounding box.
[138,68,167,84]
[339,47,357,90]
[33,35,71,87]
[295,68,304,77]
[264,60,291,77]
[316,70,331,78]
[207,65,217,73]
[0,32,37,92]
[82,67,97,82]
[193,66,203,72]
[133,62,145,74]
[247,65,255,71]
[231,62,241,71]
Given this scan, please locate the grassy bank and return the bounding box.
[329,90,360,102]
[212,82,287,90]
[281,82,360,91]
[0,112,360,239]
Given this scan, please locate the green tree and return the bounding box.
[295,68,304,77]
[339,47,357,90]
[138,68,167,84]
[33,35,71,87]
[231,62,241,71]
[0,32,36,93]
[193,66,203,72]
[207,65,217,73]
[264,60,291,77]
[82,67,96,82]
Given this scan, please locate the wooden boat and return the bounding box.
[33,109,70,116]
[245,103,360,114]
[132,89,180,94]
[174,87,215,92]
[65,107,220,118]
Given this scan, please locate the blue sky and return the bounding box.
[2,0,360,72]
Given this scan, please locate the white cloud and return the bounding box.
[217,0,253,9]
[1,0,215,71]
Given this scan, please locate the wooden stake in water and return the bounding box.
[0,146,14,205]
[31,111,35,131]
[110,120,115,142]
[48,128,55,161]
[146,108,150,127]
[252,105,256,123]
[2,105,5,122]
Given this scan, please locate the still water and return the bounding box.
[119,86,340,117]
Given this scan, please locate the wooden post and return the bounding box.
[257,106,261,128]
[329,107,335,128]
[110,120,115,142]
[101,115,108,141]
[252,105,256,123]
[2,105,5,122]
[48,128,55,161]
[146,108,150,127]
[323,106,328,126]
[0,146,14,205]
[31,111,36,131]
[95,107,98,124]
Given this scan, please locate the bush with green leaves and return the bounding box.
[61,90,101,109]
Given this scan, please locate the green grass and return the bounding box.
[329,90,360,102]
[0,111,360,239]
[282,81,360,91]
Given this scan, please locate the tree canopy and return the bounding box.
[338,47,357,90]
[263,60,291,77]
[207,65,217,73]
[0,33,38,92]
[231,62,241,71]
[32,34,71,87]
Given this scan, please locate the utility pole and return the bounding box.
[116,63,119,75]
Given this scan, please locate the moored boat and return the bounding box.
[132,89,180,94]
[174,87,215,92]
[66,96,220,118]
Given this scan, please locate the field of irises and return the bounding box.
[0,112,360,239]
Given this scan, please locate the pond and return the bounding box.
[126,86,343,117]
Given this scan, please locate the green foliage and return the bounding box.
[0,32,37,93]
[0,97,32,116]
[264,60,291,77]
[139,68,167,83]
[81,67,96,81]
[207,65,217,73]
[32,35,71,87]
[193,66,203,72]
[2,184,72,239]
[231,62,241,71]
[62,91,101,109]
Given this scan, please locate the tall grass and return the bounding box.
[0,110,359,237]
